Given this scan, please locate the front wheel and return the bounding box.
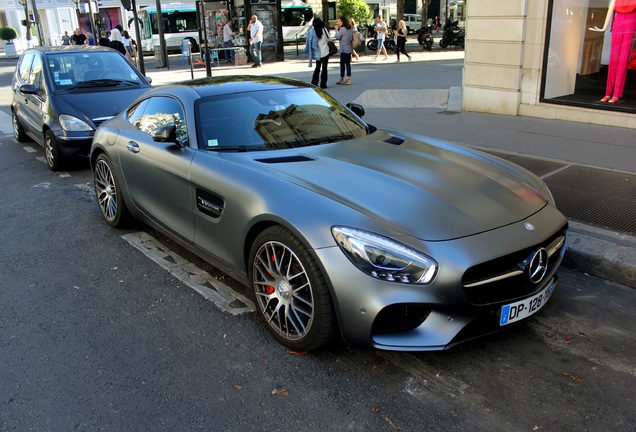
[385,40,396,51]
[439,39,448,48]
[44,130,63,171]
[424,39,432,51]
[250,226,335,351]
[367,39,378,51]
[93,153,131,228]
[12,110,28,143]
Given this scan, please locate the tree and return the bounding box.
[421,0,431,22]
[396,0,404,23]
[0,26,18,43]
[337,0,373,27]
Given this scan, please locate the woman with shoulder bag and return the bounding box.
[335,16,354,85]
[304,18,330,89]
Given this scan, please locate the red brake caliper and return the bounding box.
[265,252,276,294]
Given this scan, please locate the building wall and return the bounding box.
[463,0,636,130]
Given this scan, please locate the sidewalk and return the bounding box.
[3,42,635,287]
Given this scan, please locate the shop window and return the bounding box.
[542,0,636,114]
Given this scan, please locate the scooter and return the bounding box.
[417,25,434,51]
[439,20,465,49]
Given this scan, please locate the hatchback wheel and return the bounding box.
[94,153,131,227]
[250,226,335,351]
[12,111,28,143]
[44,130,63,171]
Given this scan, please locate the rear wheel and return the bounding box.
[93,153,131,228]
[250,226,335,351]
[44,130,63,171]
[367,39,378,51]
[12,110,28,143]
[439,39,448,48]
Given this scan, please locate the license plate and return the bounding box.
[499,280,555,326]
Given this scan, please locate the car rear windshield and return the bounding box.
[195,87,368,150]
[47,52,144,90]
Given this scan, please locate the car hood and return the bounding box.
[248,135,547,241]
[54,87,149,126]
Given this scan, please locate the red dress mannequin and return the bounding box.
[591,0,636,103]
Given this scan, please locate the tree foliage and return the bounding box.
[337,0,373,27]
[0,26,18,42]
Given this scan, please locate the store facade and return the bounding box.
[464,0,636,129]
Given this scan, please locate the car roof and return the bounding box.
[25,46,120,56]
[175,76,314,98]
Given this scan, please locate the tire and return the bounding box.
[459,39,465,49]
[249,226,335,351]
[385,40,396,51]
[12,110,28,143]
[93,153,131,228]
[424,40,432,51]
[44,130,63,171]
[367,39,377,51]
[439,39,448,48]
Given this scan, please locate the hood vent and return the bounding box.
[255,155,314,164]
[384,135,405,145]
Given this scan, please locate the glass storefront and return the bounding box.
[543,0,636,114]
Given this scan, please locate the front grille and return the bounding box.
[372,304,431,335]
[461,224,567,305]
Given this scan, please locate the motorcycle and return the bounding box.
[439,20,465,49]
[416,24,434,51]
[366,26,396,52]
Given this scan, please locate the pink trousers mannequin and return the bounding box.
[591,0,636,103]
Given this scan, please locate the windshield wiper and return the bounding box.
[296,135,354,147]
[206,145,267,152]
[74,79,138,88]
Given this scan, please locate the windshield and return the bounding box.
[47,51,145,90]
[195,88,367,150]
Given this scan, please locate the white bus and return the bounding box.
[133,3,200,54]
[281,0,313,42]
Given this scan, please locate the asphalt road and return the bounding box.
[1,57,635,431]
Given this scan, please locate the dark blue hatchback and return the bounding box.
[11,46,151,171]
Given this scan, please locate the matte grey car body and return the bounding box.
[90,77,567,351]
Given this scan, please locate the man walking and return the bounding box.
[248,14,263,68]
[223,19,236,64]
[373,15,389,60]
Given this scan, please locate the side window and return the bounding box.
[28,55,44,88]
[135,96,187,145]
[128,99,150,128]
[18,52,35,84]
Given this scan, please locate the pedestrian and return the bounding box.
[123,31,134,57]
[349,18,360,61]
[304,17,330,89]
[248,14,263,68]
[373,15,389,60]
[98,30,110,47]
[71,28,87,46]
[223,19,236,64]
[87,32,95,46]
[395,20,411,62]
[434,16,440,31]
[109,24,126,56]
[335,16,354,85]
[61,31,71,45]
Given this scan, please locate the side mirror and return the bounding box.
[152,124,181,145]
[346,102,365,118]
[145,76,152,84]
[19,84,40,95]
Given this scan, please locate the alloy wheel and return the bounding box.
[94,158,118,222]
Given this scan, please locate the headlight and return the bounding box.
[332,226,438,284]
[59,114,93,132]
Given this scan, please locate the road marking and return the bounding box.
[353,89,449,109]
[33,182,51,189]
[23,146,37,153]
[0,111,12,135]
[121,231,255,315]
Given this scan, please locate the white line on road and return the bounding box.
[121,231,255,315]
[23,146,36,153]
[0,111,12,135]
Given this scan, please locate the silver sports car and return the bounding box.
[90,76,567,352]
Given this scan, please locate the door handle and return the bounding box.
[126,141,140,153]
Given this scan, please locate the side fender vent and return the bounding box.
[255,155,314,164]
[384,135,405,145]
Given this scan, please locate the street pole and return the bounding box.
[87,1,97,45]
[30,0,44,46]
[155,0,169,69]
[131,0,145,75]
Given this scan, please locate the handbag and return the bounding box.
[628,49,636,70]
[327,40,338,57]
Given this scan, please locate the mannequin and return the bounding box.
[590,0,636,103]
